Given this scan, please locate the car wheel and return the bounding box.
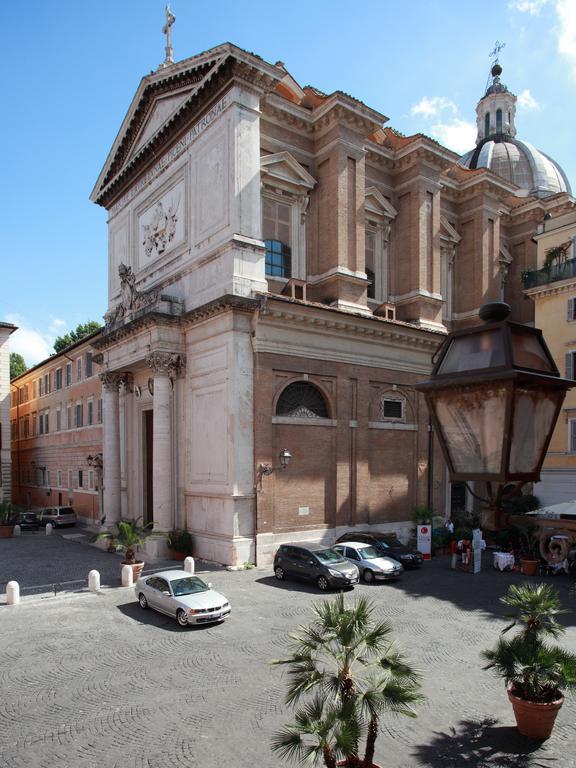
[317,576,329,591]
[176,609,189,627]
[274,566,285,581]
[138,593,148,609]
[363,569,374,584]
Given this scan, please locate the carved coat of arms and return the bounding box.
[142,197,179,258]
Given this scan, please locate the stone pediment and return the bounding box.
[440,215,461,244]
[126,88,198,164]
[261,151,316,192]
[365,186,398,220]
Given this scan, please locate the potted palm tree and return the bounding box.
[0,502,21,538]
[272,594,423,767]
[166,529,193,561]
[95,519,151,579]
[482,583,576,740]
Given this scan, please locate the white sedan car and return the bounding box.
[333,542,403,583]
[134,570,231,627]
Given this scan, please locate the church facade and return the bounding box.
[88,44,574,565]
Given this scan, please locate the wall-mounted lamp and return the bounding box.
[87,453,103,470]
[256,449,292,487]
[46,488,51,497]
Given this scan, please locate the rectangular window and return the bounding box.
[39,377,44,397]
[68,469,72,490]
[565,351,576,380]
[97,398,103,424]
[56,408,61,432]
[568,298,576,322]
[65,362,72,387]
[75,403,83,428]
[67,404,72,430]
[365,230,376,300]
[86,352,93,378]
[44,373,49,395]
[55,368,62,390]
[78,469,83,489]
[46,470,51,488]
[44,412,49,434]
[77,358,82,382]
[87,399,94,426]
[89,470,94,490]
[58,470,63,487]
[39,414,44,435]
[32,413,37,436]
[33,379,37,399]
[382,399,403,419]
[263,198,292,278]
[23,416,29,438]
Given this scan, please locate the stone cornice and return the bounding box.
[524,278,576,299]
[182,295,259,325]
[92,311,182,350]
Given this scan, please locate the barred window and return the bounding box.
[276,382,329,419]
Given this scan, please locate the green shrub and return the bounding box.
[167,529,193,554]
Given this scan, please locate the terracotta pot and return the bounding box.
[169,550,187,561]
[507,687,564,740]
[0,525,15,539]
[336,762,381,767]
[520,559,539,576]
[122,560,145,580]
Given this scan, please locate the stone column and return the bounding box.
[99,372,123,527]
[119,374,132,519]
[145,352,185,531]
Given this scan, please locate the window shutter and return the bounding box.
[566,352,574,380]
[568,298,576,322]
[571,420,576,452]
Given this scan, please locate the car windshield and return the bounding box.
[170,577,209,596]
[315,548,345,564]
[358,546,381,560]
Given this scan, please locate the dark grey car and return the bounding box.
[273,542,359,591]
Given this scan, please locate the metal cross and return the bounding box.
[161,4,176,68]
[489,40,506,64]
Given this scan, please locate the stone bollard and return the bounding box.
[46,522,53,536]
[6,581,20,605]
[121,564,133,587]
[88,570,101,592]
[13,524,21,537]
[184,556,195,574]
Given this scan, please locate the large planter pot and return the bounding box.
[122,561,145,580]
[507,687,564,740]
[0,524,15,539]
[169,549,187,562]
[520,559,539,576]
[336,762,381,767]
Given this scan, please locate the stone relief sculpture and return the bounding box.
[142,196,180,258]
[104,263,160,327]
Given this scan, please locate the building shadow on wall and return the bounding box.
[412,717,555,768]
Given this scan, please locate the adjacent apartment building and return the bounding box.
[9,332,103,522]
[524,210,576,504]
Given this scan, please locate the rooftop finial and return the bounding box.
[489,40,506,66]
[485,40,507,95]
[158,3,176,70]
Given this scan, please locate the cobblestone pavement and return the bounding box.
[1,535,575,768]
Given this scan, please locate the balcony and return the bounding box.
[522,257,576,290]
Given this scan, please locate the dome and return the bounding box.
[459,64,571,198]
[460,138,571,198]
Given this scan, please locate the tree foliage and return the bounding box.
[53,321,101,353]
[9,352,27,380]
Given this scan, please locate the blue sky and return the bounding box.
[2,0,575,365]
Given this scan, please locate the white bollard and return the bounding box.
[121,564,133,587]
[45,522,53,536]
[184,556,195,574]
[13,524,21,537]
[6,581,20,605]
[88,570,101,592]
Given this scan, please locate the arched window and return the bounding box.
[276,382,329,419]
[484,112,490,136]
[496,109,502,132]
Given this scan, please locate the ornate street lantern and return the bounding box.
[416,302,573,487]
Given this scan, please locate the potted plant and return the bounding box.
[514,525,540,576]
[482,583,576,740]
[272,593,423,767]
[0,502,21,538]
[166,529,193,561]
[95,519,151,579]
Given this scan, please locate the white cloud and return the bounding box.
[3,314,56,367]
[509,0,550,15]
[411,96,458,118]
[430,119,478,154]
[517,88,540,110]
[556,0,576,77]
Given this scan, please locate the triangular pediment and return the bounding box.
[261,151,316,191]
[126,88,197,163]
[365,186,398,220]
[440,215,461,244]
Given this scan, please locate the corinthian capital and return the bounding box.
[99,372,124,391]
[145,352,185,377]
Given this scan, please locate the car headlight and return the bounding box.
[187,608,198,615]
[328,568,343,577]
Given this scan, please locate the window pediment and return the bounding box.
[261,152,316,194]
[440,216,461,245]
[365,187,398,221]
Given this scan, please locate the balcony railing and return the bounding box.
[522,257,576,289]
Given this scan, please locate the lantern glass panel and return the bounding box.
[510,328,554,372]
[509,388,562,473]
[437,329,506,375]
[431,383,508,474]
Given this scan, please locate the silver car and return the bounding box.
[37,506,77,528]
[134,570,231,627]
[333,542,403,583]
